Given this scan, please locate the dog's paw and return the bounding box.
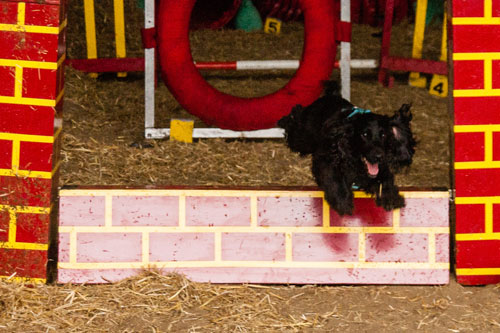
[331,199,354,216]
[377,193,405,211]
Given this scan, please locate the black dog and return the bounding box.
[278,87,416,216]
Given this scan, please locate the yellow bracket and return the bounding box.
[409,0,428,88]
[170,119,194,143]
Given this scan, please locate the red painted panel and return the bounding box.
[185,196,251,226]
[452,0,484,17]
[455,168,500,197]
[365,233,428,262]
[492,61,500,89]
[221,232,286,261]
[112,196,179,227]
[257,196,322,227]
[454,25,500,53]
[457,274,500,285]
[0,139,13,169]
[331,198,392,227]
[494,0,500,17]
[0,2,19,25]
[494,204,500,233]
[399,198,449,227]
[454,97,500,125]
[59,196,105,227]
[0,31,59,62]
[22,68,58,100]
[77,233,142,263]
[25,3,61,27]
[0,209,9,242]
[292,233,359,262]
[0,247,47,279]
[453,60,484,90]
[58,232,69,262]
[0,176,52,207]
[0,66,15,96]
[0,105,55,136]
[493,132,500,161]
[455,204,485,234]
[456,240,500,268]
[19,141,53,172]
[149,233,215,261]
[15,212,50,244]
[454,132,485,162]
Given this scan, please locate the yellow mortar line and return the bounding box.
[358,233,366,262]
[14,66,23,98]
[0,132,55,143]
[455,161,500,169]
[485,59,493,90]
[428,233,436,264]
[485,131,493,161]
[59,189,449,199]
[454,124,500,132]
[455,196,500,204]
[0,59,59,69]
[454,89,500,97]
[456,233,500,241]
[285,232,292,261]
[0,241,48,251]
[456,267,500,276]
[59,225,449,234]
[142,232,149,264]
[0,95,57,107]
[453,17,500,25]
[0,23,61,34]
[214,232,222,261]
[485,0,493,17]
[69,230,77,264]
[58,261,450,270]
[0,168,53,179]
[250,195,257,227]
[0,275,46,283]
[485,202,493,234]
[454,52,500,61]
[17,3,25,25]
[0,204,50,214]
[178,195,186,227]
[392,209,400,228]
[11,140,20,173]
[7,209,16,243]
[322,198,330,228]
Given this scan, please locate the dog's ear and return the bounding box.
[392,103,412,124]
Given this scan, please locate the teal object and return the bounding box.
[234,0,263,32]
[414,0,444,25]
[137,0,144,10]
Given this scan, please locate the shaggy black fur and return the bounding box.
[278,87,416,216]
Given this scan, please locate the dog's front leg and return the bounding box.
[312,157,354,215]
[375,174,405,211]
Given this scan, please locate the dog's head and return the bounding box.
[389,104,417,168]
[350,113,393,178]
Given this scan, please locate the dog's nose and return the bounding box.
[376,153,383,160]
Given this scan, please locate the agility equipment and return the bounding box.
[408,0,448,97]
[0,0,66,283]
[453,0,500,285]
[57,187,449,284]
[378,0,447,88]
[157,0,337,131]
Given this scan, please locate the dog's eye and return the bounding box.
[380,131,386,138]
[362,132,369,138]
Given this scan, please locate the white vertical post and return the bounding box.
[144,0,155,138]
[340,0,351,101]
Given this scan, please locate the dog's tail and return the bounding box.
[277,104,316,156]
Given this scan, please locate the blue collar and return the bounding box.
[347,106,372,118]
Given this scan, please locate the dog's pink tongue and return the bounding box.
[366,161,379,177]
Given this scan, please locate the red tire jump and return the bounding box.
[157,0,337,131]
